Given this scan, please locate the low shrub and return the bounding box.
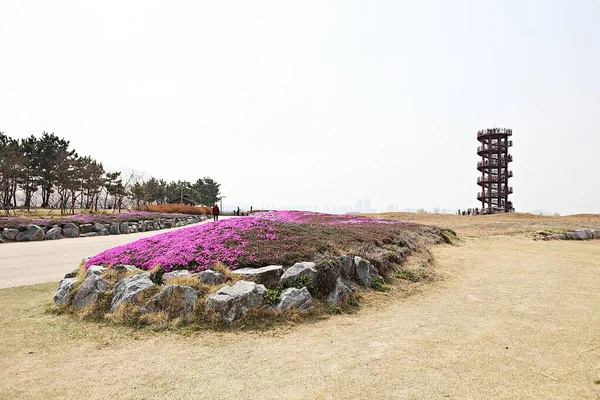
[296,274,313,289]
[394,268,429,282]
[265,288,282,306]
[144,204,211,216]
[371,276,391,292]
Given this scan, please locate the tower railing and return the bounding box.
[477,156,513,168]
[477,172,513,184]
[477,142,513,153]
[477,128,513,138]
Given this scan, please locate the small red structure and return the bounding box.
[477,128,514,214]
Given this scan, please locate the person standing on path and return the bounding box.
[212,204,220,222]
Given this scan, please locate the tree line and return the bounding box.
[0,132,221,215]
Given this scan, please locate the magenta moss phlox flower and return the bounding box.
[86,211,409,271]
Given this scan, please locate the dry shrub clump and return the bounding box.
[144,204,211,216]
[214,262,242,283]
[165,276,213,293]
[313,257,341,297]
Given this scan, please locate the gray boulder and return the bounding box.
[93,223,106,232]
[16,225,44,242]
[109,223,120,235]
[147,285,198,318]
[138,221,147,232]
[129,224,139,233]
[594,230,600,240]
[163,270,191,281]
[567,231,587,240]
[44,227,62,240]
[339,256,355,278]
[72,274,110,309]
[193,270,226,286]
[110,274,155,312]
[81,232,99,237]
[86,265,107,277]
[581,229,594,240]
[354,256,381,287]
[3,228,19,241]
[233,265,283,286]
[62,223,80,238]
[119,222,129,234]
[53,278,78,305]
[79,224,94,234]
[0,235,6,243]
[97,229,109,236]
[205,281,266,323]
[275,287,313,312]
[280,262,317,286]
[326,277,355,304]
[547,234,567,240]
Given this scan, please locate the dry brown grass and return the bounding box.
[214,262,242,283]
[164,276,214,293]
[2,228,599,398]
[4,213,600,398]
[372,212,600,238]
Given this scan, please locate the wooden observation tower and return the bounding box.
[477,128,514,214]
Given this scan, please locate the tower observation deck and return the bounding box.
[477,128,514,214]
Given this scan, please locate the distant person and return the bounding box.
[250,206,253,213]
[212,204,220,222]
[458,209,461,216]
[237,206,240,216]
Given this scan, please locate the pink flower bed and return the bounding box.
[0,211,193,229]
[87,211,412,272]
[255,210,400,225]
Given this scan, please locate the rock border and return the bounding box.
[53,254,395,325]
[1,215,208,243]
[535,229,600,241]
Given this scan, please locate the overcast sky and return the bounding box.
[1,1,598,215]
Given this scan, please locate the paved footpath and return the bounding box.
[0,218,224,289]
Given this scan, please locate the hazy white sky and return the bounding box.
[1,1,599,214]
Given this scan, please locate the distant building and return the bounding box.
[364,199,371,212]
[167,195,197,206]
[356,200,364,213]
